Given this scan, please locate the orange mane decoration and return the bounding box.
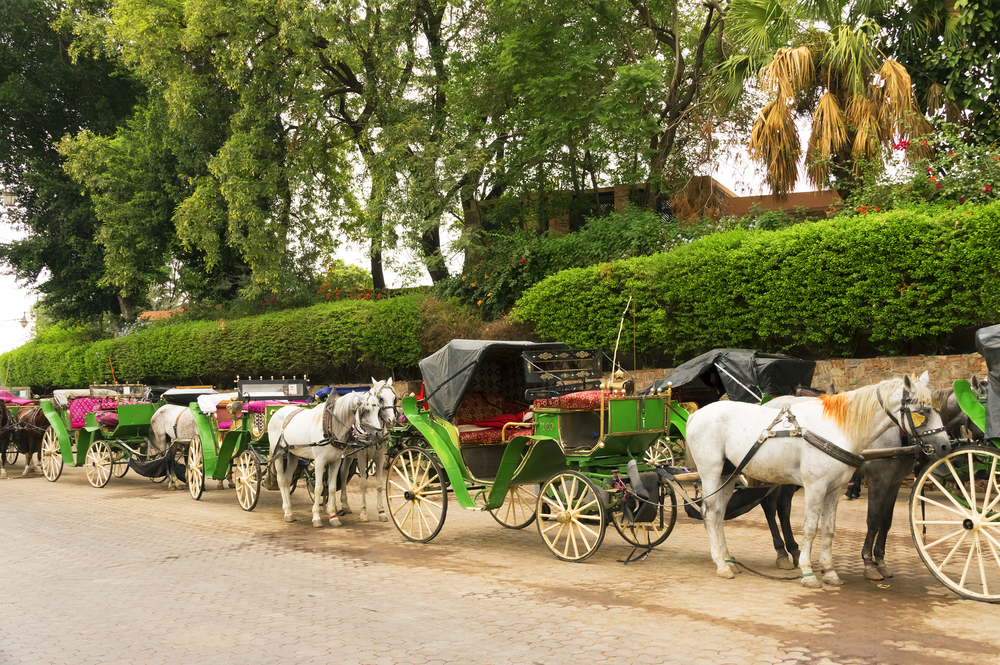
[819,393,850,429]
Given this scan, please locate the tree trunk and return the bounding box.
[420,224,449,283]
[370,246,385,290]
[117,295,135,321]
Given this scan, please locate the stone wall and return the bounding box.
[387,352,986,400]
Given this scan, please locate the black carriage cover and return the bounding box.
[975,325,1000,438]
[419,340,565,421]
[642,348,816,402]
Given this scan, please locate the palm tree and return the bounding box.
[723,0,932,200]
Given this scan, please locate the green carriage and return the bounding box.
[911,325,1000,603]
[38,384,154,487]
[185,377,312,510]
[387,340,689,562]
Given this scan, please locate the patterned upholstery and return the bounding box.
[458,425,533,445]
[68,398,119,429]
[532,390,610,410]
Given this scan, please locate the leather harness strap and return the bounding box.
[802,430,865,468]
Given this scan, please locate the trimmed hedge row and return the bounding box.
[1,295,427,391]
[512,203,1000,364]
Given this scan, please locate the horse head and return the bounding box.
[370,377,398,430]
[353,390,384,442]
[888,374,951,459]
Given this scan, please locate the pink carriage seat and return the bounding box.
[454,392,532,445]
[244,400,286,413]
[68,397,120,429]
[532,390,610,410]
[0,391,33,406]
[94,411,119,428]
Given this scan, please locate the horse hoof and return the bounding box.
[801,575,823,589]
[328,516,342,527]
[876,565,892,579]
[284,516,297,523]
[359,514,369,523]
[822,572,844,586]
[313,519,324,528]
[727,562,740,574]
[863,568,884,581]
[775,556,796,570]
[341,507,352,515]
[379,513,388,523]
[716,567,735,579]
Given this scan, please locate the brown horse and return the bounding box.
[11,405,47,477]
[0,401,15,479]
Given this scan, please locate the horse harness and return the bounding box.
[275,398,387,457]
[875,386,946,457]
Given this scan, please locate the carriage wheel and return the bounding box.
[111,446,129,478]
[233,450,261,511]
[303,461,331,503]
[489,484,539,529]
[386,447,448,543]
[537,471,608,562]
[187,435,205,500]
[2,435,18,466]
[40,427,63,482]
[643,439,675,467]
[611,480,678,549]
[910,445,1000,603]
[84,440,113,488]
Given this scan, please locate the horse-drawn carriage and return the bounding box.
[184,377,311,510]
[37,384,155,487]
[388,340,689,561]
[1,386,40,476]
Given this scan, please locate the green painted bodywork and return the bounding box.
[188,404,252,480]
[953,379,987,435]
[40,399,156,466]
[401,392,679,510]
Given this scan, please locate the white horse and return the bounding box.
[267,390,383,527]
[148,405,196,490]
[685,375,950,588]
[337,378,397,522]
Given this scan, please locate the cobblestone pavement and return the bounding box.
[2,465,999,665]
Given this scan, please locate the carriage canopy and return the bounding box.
[419,340,565,420]
[643,348,816,403]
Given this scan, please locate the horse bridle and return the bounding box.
[876,387,947,456]
[371,383,398,430]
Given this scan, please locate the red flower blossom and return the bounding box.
[936,182,942,190]
[960,197,967,203]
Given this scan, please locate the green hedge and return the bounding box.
[1,294,428,391]
[512,202,1000,364]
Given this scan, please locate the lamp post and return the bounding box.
[20,313,28,328]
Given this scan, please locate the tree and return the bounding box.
[876,0,1000,145]
[725,0,932,200]
[0,0,144,322]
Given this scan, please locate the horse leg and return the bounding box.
[327,454,343,527]
[818,487,844,586]
[797,488,824,588]
[374,448,387,522]
[339,456,353,516]
[761,491,792,569]
[357,451,370,523]
[702,473,739,578]
[874,479,905,579]
[777,486,801,567]
[861,463,885,580]
[274,454,296,523]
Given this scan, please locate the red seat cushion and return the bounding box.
[458,425,533,445]
[533,390,610,410]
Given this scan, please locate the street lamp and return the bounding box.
[20,313,28,328]
[1,191,14,208]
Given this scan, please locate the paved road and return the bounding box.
[1,465,998,665]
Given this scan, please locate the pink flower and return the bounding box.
[986,185,993,193]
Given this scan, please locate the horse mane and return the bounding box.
[819,377,927,440]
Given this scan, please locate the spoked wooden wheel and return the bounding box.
[111,446,129,478]
[233,449,261,511]
[537,471,608,562]
[386,447,448,542]
[643,438,675,467]
[84,440,113,488]
[304,461,331,504]
[40,427,63,482]
[611,481,678,549]
[187,434,205,500]
[3,436,18,466]
[489,484,539,529]
[910,445,1000,603]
